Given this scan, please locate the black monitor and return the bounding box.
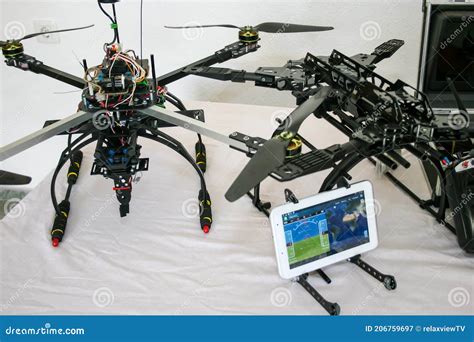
[419,1,474,109]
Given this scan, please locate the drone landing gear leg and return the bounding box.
[50,150,83,247]
[140,128,212,233]
[246,184,271,217]
[49,133,98,247]
[195,134,207,173]
[163,91,208,174]
[367,149,457,234]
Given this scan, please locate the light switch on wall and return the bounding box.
[33,19,60,44]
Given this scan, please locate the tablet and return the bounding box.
[270,181,378,279]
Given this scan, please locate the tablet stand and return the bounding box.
[282,187,397,315]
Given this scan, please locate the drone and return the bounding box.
[182,40,470,200]
[176,33,473,252]
[0,0,335,247]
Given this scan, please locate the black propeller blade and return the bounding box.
[20,24,94,41]
[0,170,31,185]
[277,86,330,134]
[225,138,288,202]
[165,24,240,30]
[165,22,333,33]
[1,24,94,44]
[225,86,330,202]
[254,22,334,33]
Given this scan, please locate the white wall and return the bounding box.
[0,0,424,187]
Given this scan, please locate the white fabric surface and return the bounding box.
[1,100,473,315]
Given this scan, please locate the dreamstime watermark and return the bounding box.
[271,22,291,34]
[4,21,25,40]
[372,103,390,118]
[4,323,85,336]
[362,198,382,219]
[440,16,473,50]
[181,21,204,41]
[445,191,474,222]
[92,287,114,308]
[448,111,470,131]
[174,274,215,315]
[0,279,34,313]
[448,287,470,308]
[181,198,202,219]
[82,194,115,228]
[3,198,26,219]
[270,287,292,307]
[352,282,385,314]
[359,21,381,41]
[92,110,113,130]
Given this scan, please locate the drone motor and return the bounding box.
[238,26,259,44]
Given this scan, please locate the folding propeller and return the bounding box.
[0,170,31,185]
[0,24,94,47]
[225,86,331,202]
[165,22,334,33]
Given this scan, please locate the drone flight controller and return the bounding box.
[82,45,155,111]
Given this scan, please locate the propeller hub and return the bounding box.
[2,41,23,59]
[238,26,259,44]
[285,137,302,158]
[278,131,295,140]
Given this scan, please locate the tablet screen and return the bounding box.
[282,190,370,269]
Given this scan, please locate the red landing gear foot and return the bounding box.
[52,238,60,247]
[202,225,210,234]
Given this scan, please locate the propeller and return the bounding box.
[0,24,94,47]
[0,170,31,185]
[165,22,334,33]
[225,86,330,202]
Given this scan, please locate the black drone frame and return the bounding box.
[185,39,472,234]
[0,1,337,244]
[0,24,263,245]
[0,2,471,314]
[181,38,472,314]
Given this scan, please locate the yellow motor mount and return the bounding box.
[278,132,303,158]
[238,26,259,44]
[2,41,24,59]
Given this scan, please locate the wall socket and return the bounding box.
[33,19,60,44]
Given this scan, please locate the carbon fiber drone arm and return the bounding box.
[183,39,406,91]
[350,39,405,66]
[156,40,260,86]
[184,62,308,92]
[4,54,86,89]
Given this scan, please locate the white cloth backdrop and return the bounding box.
[1,101,473,315]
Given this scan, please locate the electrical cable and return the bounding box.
[51,132,95,215]
[112,3,120,44]
[98,0,117,45]
[166,91,186,110]
[140,0,144,61]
